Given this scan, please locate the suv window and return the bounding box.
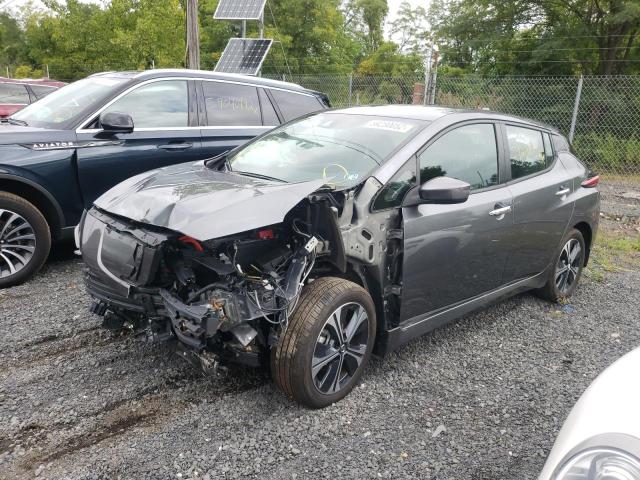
[270,90,323,122]
[203,81,261,126]
[103,80,188,128]
[418,123,499,190]
[0,83,30,104]
[30,85,57,99]
[506,125,547,179]
[259,88,279,126]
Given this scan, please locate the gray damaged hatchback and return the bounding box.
[78,106,600,408]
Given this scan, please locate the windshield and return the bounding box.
[11,76,127,128]
[227,113,425,188]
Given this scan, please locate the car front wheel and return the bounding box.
[271,277,376,409]
[0,192,51,288]
[537,228,586,302]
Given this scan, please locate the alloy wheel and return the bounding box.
[312,302,370,395]
[555,238,583,295]
[0,209,37,279]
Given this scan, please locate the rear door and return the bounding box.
[501,124,574,282]
[400,122,514,321]
[75,79,203,206]
[198,80,275,158]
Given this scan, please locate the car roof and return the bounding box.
[89,69,312,93]
[328,104,561,134]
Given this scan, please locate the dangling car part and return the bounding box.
[79,107,599,408]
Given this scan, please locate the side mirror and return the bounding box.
[403,176,471,206]
[99,112,134,134]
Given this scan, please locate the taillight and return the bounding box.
[581,175,600,188]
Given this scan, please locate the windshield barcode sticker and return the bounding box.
[364,120,415,133]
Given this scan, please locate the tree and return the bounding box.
[429,0,640,75]
[0,12,27,67]
[344,0,388,53]
[389,1,429,53]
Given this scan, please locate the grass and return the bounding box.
[585,228,640,282]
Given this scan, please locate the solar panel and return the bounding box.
[214,0,267,20]
[214,38,273,75]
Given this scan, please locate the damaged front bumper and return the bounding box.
[80,206,316,367]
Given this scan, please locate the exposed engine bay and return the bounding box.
[80,178,403,370]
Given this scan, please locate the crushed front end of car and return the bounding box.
[77,168,378,371]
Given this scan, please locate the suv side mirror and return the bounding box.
[403,176,471,206]
[99,112,134,134]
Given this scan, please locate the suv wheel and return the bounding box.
[537,228,586,302]
[271,277,376,409]
[0,192,51,288]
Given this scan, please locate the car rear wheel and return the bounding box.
[537,228,586,302]
[271,277,376,409]
[0,192,51,288]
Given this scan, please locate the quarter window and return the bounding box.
[203,82,261,126]
[103,80,188,128]
[270,90,324,122]
[30,85,57,99]
[373,158,417,210]
[418,123,499,190]
[506,125,546,179]
[0,83,30,104]
[259,88,279,126]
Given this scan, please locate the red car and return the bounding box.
[0,77,66,118]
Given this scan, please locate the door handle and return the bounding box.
[158,142,193,151]
[556,187,571,197]
[489,205,512,217]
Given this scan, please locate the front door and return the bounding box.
[75,79,202,207]
[400,122,514,322]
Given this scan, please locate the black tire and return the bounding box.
[536,228,586,303]
[0,192,51,288]
[271,277,376,409]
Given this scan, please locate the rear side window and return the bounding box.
[419,123,499,190]
[270,90,324,122]
[203,81,261,126]
[0,83,30,104]
[30,85,57,99]
[552,134,571,153]
[259,88,279,126]
[506,125,547,179]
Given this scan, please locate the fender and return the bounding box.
[0,171,66,237]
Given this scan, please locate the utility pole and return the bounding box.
[186,0,200,69]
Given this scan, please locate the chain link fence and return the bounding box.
[3,64,639,176]
[267,74,640,177]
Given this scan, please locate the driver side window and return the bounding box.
[102,80,188,128]
[418,123,499,190]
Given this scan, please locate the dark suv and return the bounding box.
[0,69,329,287]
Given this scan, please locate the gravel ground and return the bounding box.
[1,180,639,480]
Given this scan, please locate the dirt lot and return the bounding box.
[0,179,638,480]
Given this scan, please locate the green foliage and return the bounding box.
[573,132,640,171]
[13,65,44,78]
[389,1,429,53]
[429,0,640,75]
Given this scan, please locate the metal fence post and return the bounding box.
[569,75,584,144]
[348,73,353,107]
